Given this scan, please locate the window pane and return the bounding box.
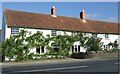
[36,47,40,54]
[105,34,109,39]
[41,46,44,53]
[78,45,80,52]
[11,28,19,35]
[75,45,77,52]
[51,30,57,36]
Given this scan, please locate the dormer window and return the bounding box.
[105,34,109,39]
[11,28,19,35]
[51,30,57,36]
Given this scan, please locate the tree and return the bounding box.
[114,40,118,48]
[31,31,44,47]
[49,32,75,58]
[44,34,54,58]
[2,35,16,61]
[73,32,88,47]
[112,40,118,51]
[2,29,33,62]
[84,34,103,53]
[14,29,31,61]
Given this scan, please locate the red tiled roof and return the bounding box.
[5,9,119,34]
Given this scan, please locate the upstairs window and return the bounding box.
[51,30,57,36]
[11,28,19,35]
[92,33,97,38]
[105,34,109,39]
[72,32,78,36]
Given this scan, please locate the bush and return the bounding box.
[28,53,34,59]
[85,35,103,53]
[71,52,90,59]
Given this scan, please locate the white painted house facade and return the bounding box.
[2,6,119,59]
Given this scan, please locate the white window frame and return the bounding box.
[36,46,44,54]
[11,28,19,35]
[105,34,109,39]
[51,30,57,36]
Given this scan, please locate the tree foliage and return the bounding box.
[2,29,32,61]
[2,29,104,62]
[84,34,103,53]
[50,33,74,58]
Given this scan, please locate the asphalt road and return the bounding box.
[2,59,120,74]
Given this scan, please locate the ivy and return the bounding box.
[2,29,105,62]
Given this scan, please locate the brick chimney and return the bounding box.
[80,10,86,22]
[51,6,56,17]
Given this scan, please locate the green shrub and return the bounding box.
[28,53,34,59]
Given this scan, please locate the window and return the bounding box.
[53,45,59,52]
[78,45,80,52]
[41,46,44,53]
[36,46,44,53]
[51,30,57,36]
[76,32,81,35]
[72,32,77,35]
[105,34,109,39]
[11,28,19,35]
[37,31,41,33]
[72,45,81,53]
[75,45,77,52]
[36,47,40,54]
[92,33,97,38]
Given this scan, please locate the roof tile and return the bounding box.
[5,9,118,34]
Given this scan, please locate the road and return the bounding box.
[2,59,119,74]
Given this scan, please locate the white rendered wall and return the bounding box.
[5,26,119,55]
[98,34,118,45]
[5,27,119,46]
[57,31,72,36]
[5,27,75,54]
[118,35,120,49]
[73,41,86,52]
[5,25,11,39]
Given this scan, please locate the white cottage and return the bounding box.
[2,6,119,57]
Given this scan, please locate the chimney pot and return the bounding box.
[51,6,56,17]
[80,10,86,22]
[82,10,85,12]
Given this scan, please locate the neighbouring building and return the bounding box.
[2,6,119,60]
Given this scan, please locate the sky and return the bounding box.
[0,2,118,29]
